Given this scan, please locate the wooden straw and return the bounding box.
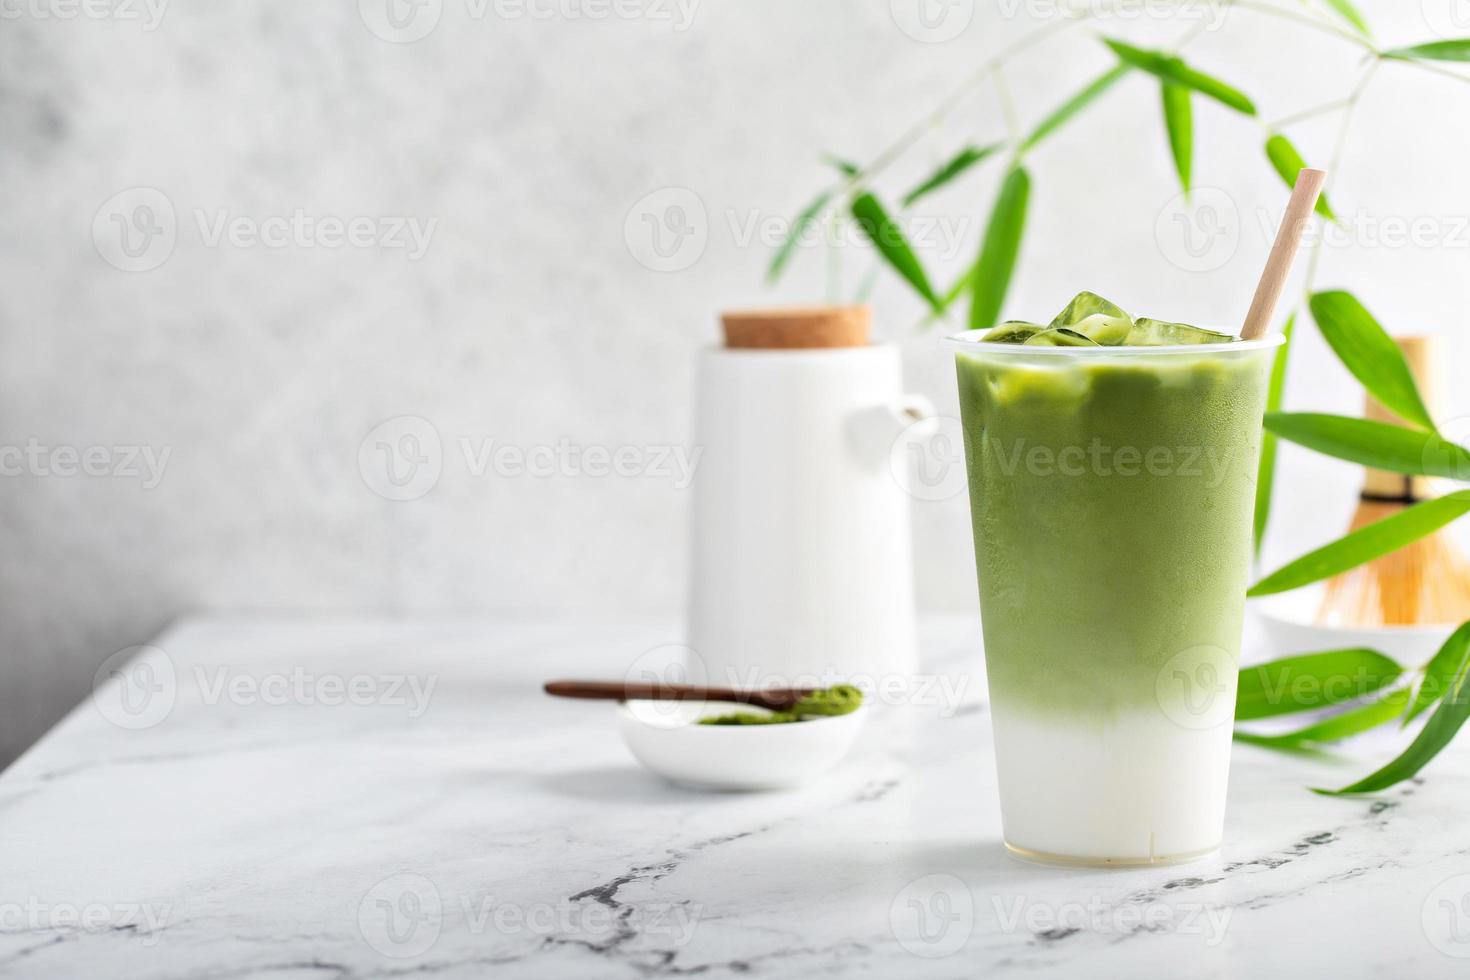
[1240,168,1327,340]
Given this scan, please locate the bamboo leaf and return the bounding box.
[767,190,833,283]
[850,192,943,313]
[1020,64,1130,152]
[1318,632,1470,794]
[1288,688,1412,741]
[968,167,1031,331]
[1161,81,1193,193]
[1405,621,1470,724]
[920,258,979,326]
[942,260,977,310]
[1383,40,1470,63]
[1237,648,1403,720]
[1254,313,1295,555]
[1231,732,1334,757]
[824,154,861,176]
[1309,291,1437,431]
[1265,413,1470,479]
[1250,492,1470,596]
[1239,688,1411,750]
[1265,134,1336,220]
[1102,38,1257,115]
[919,258,985,329]
[902,144,1001,207]
[1321,0,1370,37]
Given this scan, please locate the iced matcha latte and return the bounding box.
[950,293,1281,865]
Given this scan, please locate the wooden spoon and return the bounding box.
[543,679,817,712]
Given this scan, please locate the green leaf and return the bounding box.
[1254,313,1295,555]
[1231,732,1335,758]
[1383,40,1470,63]
[1103,38,1257,115]
[1405,621,1470,724]
[1287,688,1412,741]
[1250,491,1470,596]
[1309,291,1437,431]
[1321,0,1370,37]
[1020,64,1130,152]
[850,192,943,313]
[1265,134,1336,221]
[823,154,860,177]
[1265,413,1470,479]
[921,255,985,327]
[1236,648,1403,720]
[1161,81,1192,193]
[1318,634,1470,794]
[767,190,833,283]
[1238,688,1411,750]
[941,261,976,309]
[918,261,977,326]
[968,167,1031,331]
[902,144,1001,207]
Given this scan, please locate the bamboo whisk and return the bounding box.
[1316,335,1470,627]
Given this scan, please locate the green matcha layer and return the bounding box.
[956,341,1272,720]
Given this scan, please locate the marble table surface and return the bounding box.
[2,614,1468,979]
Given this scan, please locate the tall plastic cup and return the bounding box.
[948,331,1283,866]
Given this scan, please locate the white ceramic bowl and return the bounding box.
[615,700,867,790]
[1251,588,1452,666]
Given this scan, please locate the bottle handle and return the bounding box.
[848,394,938,464]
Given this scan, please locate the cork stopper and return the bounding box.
[1363,335,1440,501]
[721,305,871,349]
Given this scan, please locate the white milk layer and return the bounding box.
[991,705,1234,863]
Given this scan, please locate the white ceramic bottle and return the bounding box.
[687,307,929,691]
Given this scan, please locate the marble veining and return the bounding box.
[0,614,1467,978]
